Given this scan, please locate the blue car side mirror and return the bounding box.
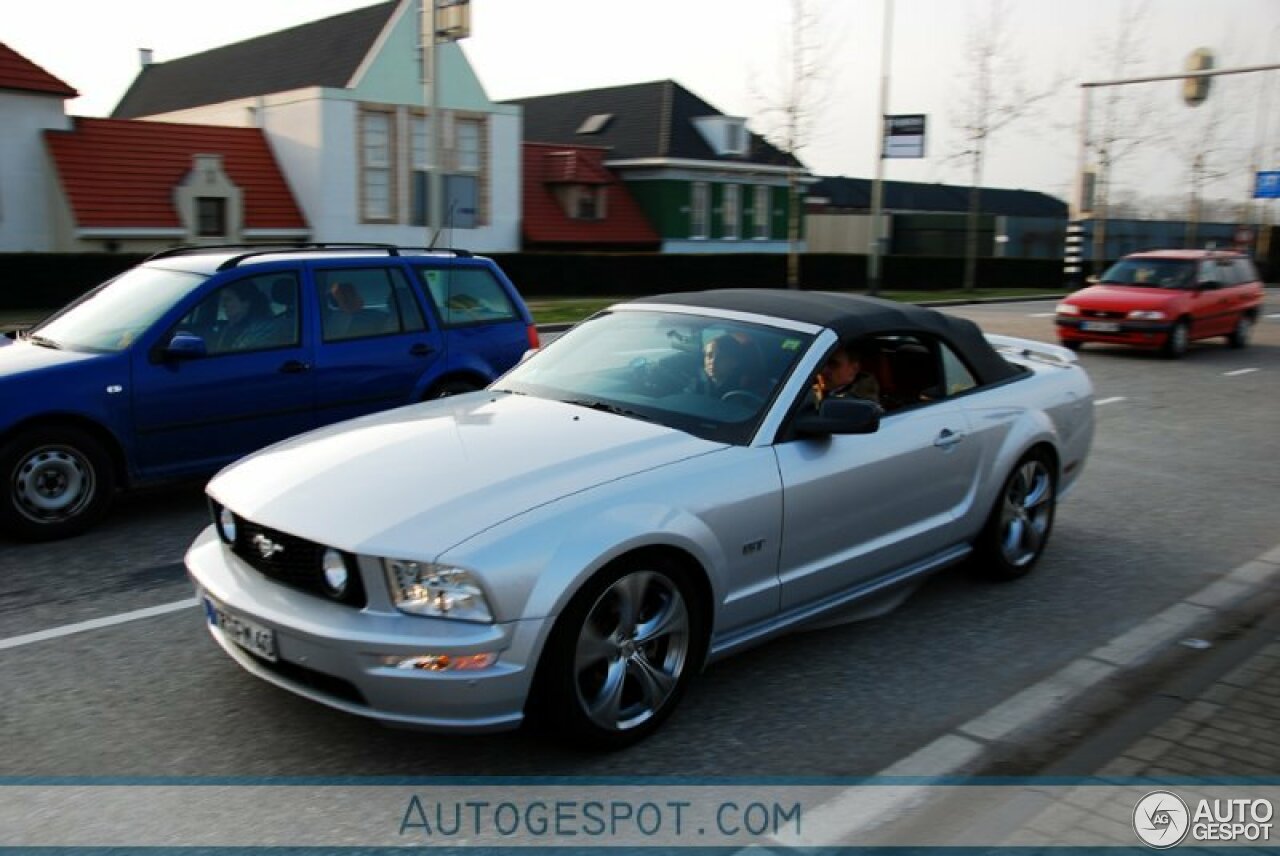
[166,332,208,359]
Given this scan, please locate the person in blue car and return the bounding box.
[214,282,282,353]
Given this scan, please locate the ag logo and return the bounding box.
[1134,791,1190,848]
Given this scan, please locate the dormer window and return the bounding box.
[555,185,606,220]
[693,116,748,156]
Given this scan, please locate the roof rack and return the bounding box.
[144,243,479,271]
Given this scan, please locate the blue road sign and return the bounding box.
[1255,171,1280,199]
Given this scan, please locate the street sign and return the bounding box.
[883,114,926,159]
[1255,171,1280,199]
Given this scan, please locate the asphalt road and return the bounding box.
[2,297,1277,777]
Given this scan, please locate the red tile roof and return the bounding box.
[0,43,77,97]
[45,118,307,230]
[522,143,659,247]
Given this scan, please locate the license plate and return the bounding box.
[204,597,277,662]
[1081,321,1121,332]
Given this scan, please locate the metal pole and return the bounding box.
[426,0,444,244]
[867,0,893,296]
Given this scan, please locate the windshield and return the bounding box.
[496,309,815,445]
[30,265,207,353]
[1099,258,1195,289]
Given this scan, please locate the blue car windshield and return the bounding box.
[495,309,815,445]
[30,266,207,353]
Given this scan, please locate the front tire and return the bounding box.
[528,554,705,750]
[1163,320,1190,359]
[973,450,1056,582]
[0,426,115,541]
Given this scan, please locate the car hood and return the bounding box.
[208,391,726,558]
[0,339,106,378]
[1066,284,1182,311]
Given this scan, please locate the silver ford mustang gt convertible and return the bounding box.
[187,290,1094,749]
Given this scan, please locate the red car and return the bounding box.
[1055,250,1265,357]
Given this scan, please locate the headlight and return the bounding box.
[384,560,493,622]
[1126,309,1167,320]
[1055,303,1081,316]
[214,504,237,544]
[321,548,350,598]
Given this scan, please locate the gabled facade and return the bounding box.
[0,43,77,251]
[112,0,520,251]
[509,80,809,254]
[521,143,658,250]
[45,118,308,251]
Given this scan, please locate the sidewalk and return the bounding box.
[833,543,1280,848]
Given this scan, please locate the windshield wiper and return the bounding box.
[563,397,655,422]
[26,334,62,350]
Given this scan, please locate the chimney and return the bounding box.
[139,48,154,68]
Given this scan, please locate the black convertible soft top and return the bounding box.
[631,289,1022,384]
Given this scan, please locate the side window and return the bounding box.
[939,341,978,397]
[870,334,943,412]
[177,273,300,355]
[1233,259,1259,285]
[418,267,518,327]
[315,267,423,342]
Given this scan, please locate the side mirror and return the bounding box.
[794,397,881,437]
[165,332,208,360]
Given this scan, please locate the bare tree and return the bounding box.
[948,0,1061,292]
[752,0,831,288]
[1084,0,1163,270]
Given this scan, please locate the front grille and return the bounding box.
[1082,309,1126,319]
[228,515,368,609]
[246,651,368,707]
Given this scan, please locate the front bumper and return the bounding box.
[185,525,547,732]
[1055,317,1173,348]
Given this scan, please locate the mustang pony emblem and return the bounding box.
[252,533,284,559]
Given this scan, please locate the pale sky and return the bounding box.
[6,0,1280,210]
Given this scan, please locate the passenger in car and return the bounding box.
[817,340,880,405]
[215,282,282,353]
[701,333,763,398]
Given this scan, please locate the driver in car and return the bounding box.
[702,333,762,400]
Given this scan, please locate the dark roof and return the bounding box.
[506,80,803,169]
[632,289,1019,383]
[46,118,307,230]
[811,176,1067,218]
[0,42,77,97]
[112,2,398,118]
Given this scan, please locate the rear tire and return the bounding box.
[1227,314,1252,349]
[527,554,706,750]
[0,426,115,541]
[972,449,1056,582]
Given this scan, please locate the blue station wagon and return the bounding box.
[0,245,538,541]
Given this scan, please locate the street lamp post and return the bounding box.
[867,0,893,296]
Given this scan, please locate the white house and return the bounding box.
[113,0,521,252]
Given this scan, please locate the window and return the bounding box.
[360,111,394,221]
[196,197,227,237]
[455,118,482,172]
[571,186,605,220]
[722,185,740,240]
[410,113,434,227]
[315,267,423,342]
[753,186,770,239]
[419,267,518,327]
[939,342,978,397]
[690,182,709,239]
[181,274,300,355]
[725,122,745,155]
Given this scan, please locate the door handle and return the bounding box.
[409,343,435,357]
[933,428,965,450]
[279,360,311,374]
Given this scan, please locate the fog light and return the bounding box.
[381,653,498,671]
[321,549,349,598]
[217,506,237,544]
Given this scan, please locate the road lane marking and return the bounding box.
[0,598,198,651]
[1029,312,1056,318]
[1267,313,1280,320]
[1094,396,1126,406]
[1223,368,1259,376]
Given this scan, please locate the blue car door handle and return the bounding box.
[409,343,435,357]
[279,360,311,374]
[933,428,965,449]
